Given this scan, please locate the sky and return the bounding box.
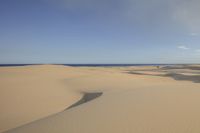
[0,0,200,64]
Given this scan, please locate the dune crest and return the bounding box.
[67,92,103,109]
[1,65,200,133]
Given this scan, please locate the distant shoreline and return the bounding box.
[0,64,199,67]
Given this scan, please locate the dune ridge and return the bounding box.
[67,92,103,109]
[1,65,200,133]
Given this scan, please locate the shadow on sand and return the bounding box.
[164,73,200,83]
[67,92,103,110]
[127,71,200,83]
[161,65,200,70]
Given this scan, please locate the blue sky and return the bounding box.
[0,0,200,64]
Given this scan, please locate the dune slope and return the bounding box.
[1,65,200,133]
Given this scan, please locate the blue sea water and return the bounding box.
[0,64,173,67]
[62,64,165,67]
[0,64,34,67]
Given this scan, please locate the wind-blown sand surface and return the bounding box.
[1,65,200,133]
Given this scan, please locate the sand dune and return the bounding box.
[67,92,103,109]
[127,65,200,83]
[1,65,200,133]
[0,65,82,132]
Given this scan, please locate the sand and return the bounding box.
[1,65,200,133]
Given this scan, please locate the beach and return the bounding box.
[1,65,200,133]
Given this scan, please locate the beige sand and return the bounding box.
[1,65,200,133]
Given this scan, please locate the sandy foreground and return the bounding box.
[1,65,200,133]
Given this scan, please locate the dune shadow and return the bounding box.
[161,65,200,70]
[127,71,200,83]
[66,92,103,110]
[164,73,200,83]
[127,71,160,76]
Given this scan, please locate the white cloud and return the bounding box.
[189,33,199,36]
[173,0,200,33]
[178,45,189,50]
[193,49,200,56]
[44,0,200,33]
[196,49,200,52]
